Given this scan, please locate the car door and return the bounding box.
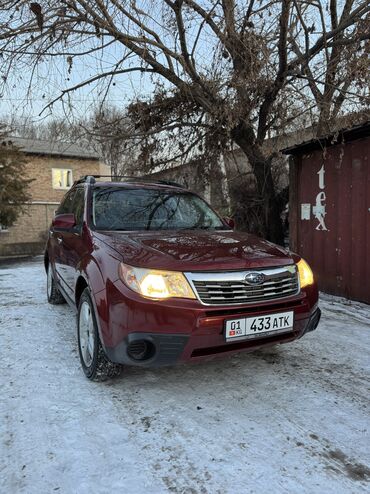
[59,187,89,295]
[50,188,77,290]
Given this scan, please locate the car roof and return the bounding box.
[73,176,187,191]
[94,181,181,189]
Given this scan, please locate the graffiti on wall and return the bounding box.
[300,164,329,231]
[313,165,329,231]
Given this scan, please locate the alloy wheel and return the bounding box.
[79,301,95,367]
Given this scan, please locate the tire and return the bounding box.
[77,288,122,381]
[47,264,66,305]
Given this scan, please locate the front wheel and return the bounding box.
[77,288,122,381]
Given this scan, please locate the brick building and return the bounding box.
[0,137,109,258]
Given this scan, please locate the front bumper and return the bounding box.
[100,279,320,367]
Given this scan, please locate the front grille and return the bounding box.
[187,266,299,305]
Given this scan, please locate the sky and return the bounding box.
[0,45,156,127]
[0,0,220,131]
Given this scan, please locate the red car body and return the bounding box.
[45,178,320,369]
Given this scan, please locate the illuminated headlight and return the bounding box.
[296,258,314,288]
[119,263,196,300]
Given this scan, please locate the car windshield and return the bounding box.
[92,187,227,231]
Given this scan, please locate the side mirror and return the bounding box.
[223,217,235,229]
[52,213,76,230]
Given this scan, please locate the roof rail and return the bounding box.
[85,175,96,184]
[74,175,96,185]
[76,175,185,189]
[153,179,185,188]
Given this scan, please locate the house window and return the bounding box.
[52,168,73,190]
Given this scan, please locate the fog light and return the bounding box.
[127,340,155,361]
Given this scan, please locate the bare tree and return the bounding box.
[84,105,143,179]
[0,126,33,228]
[0,1,369,243]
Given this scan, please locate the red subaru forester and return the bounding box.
[45,176,320,381]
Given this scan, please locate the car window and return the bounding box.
[72,188,85,226]
[92,187,227,231]
[57,189,77,215]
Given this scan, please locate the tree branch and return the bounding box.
[288,1,370,70]
[257,0,291,142]
[39,67,155,115]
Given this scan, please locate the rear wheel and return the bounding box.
[47,264,66,305]
[77,288,122,381]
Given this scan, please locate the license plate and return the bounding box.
[225,311,294,341]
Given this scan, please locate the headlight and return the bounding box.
[297,258,314,288]
[119,263,196,300]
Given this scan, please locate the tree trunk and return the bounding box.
[231,122,286,245]
[316,104,333,137]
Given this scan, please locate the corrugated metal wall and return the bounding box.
[290,136,370,304]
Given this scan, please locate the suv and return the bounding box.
[45,176,320,380]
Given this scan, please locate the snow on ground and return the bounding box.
[0,258,369,494]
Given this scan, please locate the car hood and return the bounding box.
[94,230,294,271]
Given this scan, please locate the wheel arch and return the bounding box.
[75,275,89,308]
[76,253,120,349]
[74,265,109,350]
[75,254,105,308]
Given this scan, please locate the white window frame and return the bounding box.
[52,168,73,190]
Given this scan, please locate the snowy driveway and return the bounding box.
[1,258,369,494]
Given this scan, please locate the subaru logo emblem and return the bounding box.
[245,272,265,285]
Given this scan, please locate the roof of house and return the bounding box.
[2,136,100,160]
[281,120,370,156]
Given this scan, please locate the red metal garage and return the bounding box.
[283,121,370,304]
